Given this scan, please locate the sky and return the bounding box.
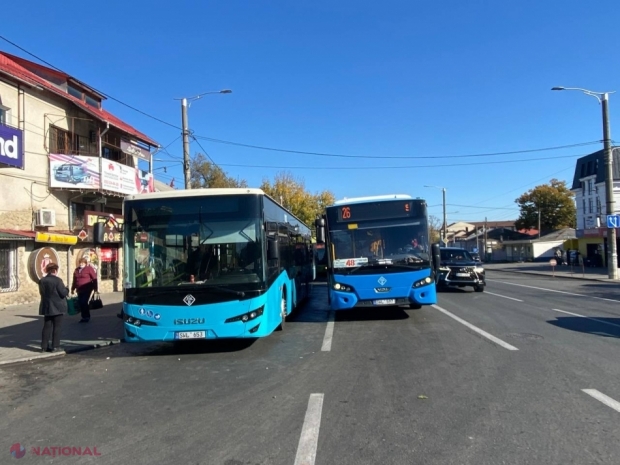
[2,0,619,223]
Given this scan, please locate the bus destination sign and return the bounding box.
[337,201,415,222]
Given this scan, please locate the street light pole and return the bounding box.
[552,86,617,279]
[176,89,232,190]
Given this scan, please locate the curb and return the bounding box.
[487,268,610,283]
[0,339,123,367]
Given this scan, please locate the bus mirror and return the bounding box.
[315,217,326,244]
[431,243,441,272]
[93,222,106,245]
[267,238,280,260]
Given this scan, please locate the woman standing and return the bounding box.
[39,263,69,352]
[71,257,98,323]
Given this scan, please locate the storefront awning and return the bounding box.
[0,229,36,241]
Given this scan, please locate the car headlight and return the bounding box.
[474,267,485,273]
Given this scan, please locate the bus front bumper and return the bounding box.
[330,286,435,310]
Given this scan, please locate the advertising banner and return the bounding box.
[49,154,100,189]
[0,125,24,169]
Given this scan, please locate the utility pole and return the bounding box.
[484,217,488,261]
[602,93,618,279]
[538,208,541,239]
[442,188,447,245]
[181,98,191,190]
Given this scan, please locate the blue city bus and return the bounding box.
[121,188,313,342]
[315,194,440,310]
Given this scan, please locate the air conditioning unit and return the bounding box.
[35,209,56,227]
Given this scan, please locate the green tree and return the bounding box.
[260,172,335,226]
[515,179,576,232]
[428,215,442,243]
[190,153,247,188]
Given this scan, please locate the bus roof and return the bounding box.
[332,194,413,206]
[125,188,266,202]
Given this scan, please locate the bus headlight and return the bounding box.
[333,283,353,292]
[412,276,433,288]
[225,306,264,323]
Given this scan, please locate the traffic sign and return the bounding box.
[549,258,557,267]
[607,215,620,228]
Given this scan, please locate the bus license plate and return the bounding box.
[174,331,206,340]
[374,299,396,305]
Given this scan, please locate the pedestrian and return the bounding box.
[71,257,98,323]
[39,263,68,352]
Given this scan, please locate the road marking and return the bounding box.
[552,308,620,330]
[321,312,335,352]
[484,291,523,302]
[294,393,324,465]
[582,389,620,413]
[487,280,620,303]
[432,305,519,351]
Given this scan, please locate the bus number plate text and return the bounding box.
[174,331,206,340]
[373,299,396,305]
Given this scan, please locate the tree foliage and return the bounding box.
[515,179,576,232]
[260,172,336,226]
[190,153,248,189]
[428,215,442,243]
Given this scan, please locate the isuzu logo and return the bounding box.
[174,318,205,325]
[377,276,387,286]
[183,294,196,306]
[375,287,391,293]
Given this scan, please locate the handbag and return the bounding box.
[67,296,80,316]
[89,292,104,310]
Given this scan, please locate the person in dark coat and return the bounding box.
[39,263,69,352]
[71,257,98,323]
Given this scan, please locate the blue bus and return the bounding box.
[121,188,313,342]
[315,194,440,310]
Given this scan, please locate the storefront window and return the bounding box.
[0,243,17,292]
[100,247,119,280]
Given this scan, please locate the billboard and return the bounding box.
[49,154,154,195]
[0,125,24,169]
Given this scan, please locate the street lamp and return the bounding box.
[552,86,617,279]
[175,89,232,189]
[424,185,447,244]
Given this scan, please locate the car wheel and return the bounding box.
[474,285,485,292]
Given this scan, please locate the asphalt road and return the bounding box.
[2,271,620,464]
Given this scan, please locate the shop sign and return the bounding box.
[29,247,60,282]
[0,124,24,169]
[35,232,78,245]
[79,211,124,243]
[121,139,151,160]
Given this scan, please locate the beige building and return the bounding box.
[0,51,159,306]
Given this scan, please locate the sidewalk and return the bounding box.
[484,262,613,282]
[0,292,124,366]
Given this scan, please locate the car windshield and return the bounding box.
[440,249,473,261]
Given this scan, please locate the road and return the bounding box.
[2,270,620,464]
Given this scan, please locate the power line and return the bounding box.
[216,153,584,170]
[0,34,181,130]
[191,136,220,167]
[196,136,600,160]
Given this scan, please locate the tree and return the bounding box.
[190,153,248,188]
[428,215,442,243]
[260,172,335,226]
[515,179,576,232]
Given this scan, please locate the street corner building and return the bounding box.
[0,50,170,306]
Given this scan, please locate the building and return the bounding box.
[502,228,577,262]
[571,147,620,266]
[0,51,158,306]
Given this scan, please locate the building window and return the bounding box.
[85,94,100,109]
[0,105,8,125]
[68,85,82,100]
[589,179,594,194]
[0,243,18,293]
[100,248,119,280]
[588,198,593,214]
[49,126,72,154]
[597,197,602,215]
[582,199,586,215]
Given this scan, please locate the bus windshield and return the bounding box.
[124,196,263,290]
[329,220,430,274]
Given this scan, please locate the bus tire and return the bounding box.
[409,303,422,309]
[276,290,287,331]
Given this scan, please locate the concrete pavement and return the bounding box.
[484,261,612,282]
[0,292,124,366]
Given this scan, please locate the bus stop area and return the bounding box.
[0,292,123,366]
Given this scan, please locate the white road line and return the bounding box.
[552,308,620,330]
[321,312,335,352]
[484,291,523,302]
[487,280,620,303]
[432,305,519,351]
[582,389,620,413]
[294,393,324,465]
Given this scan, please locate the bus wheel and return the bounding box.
[276,291,287,331]
[409,303,422,309]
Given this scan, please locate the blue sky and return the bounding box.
[2,0,619,223]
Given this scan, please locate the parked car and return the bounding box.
[438,247,485,292]
[54,163,89,184]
